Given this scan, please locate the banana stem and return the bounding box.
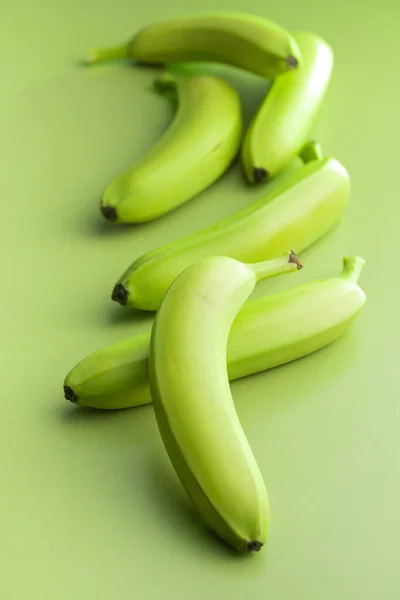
[298,140,323,164]
[250,251,302,282]
[341,256,365,283]
[84,44,129,65]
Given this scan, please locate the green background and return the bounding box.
[1,1,399,598]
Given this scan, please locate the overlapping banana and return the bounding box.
[100,73,242,223]
[112,147,349,310]
[149,253,302,552]
[64,256,366,410]
[85,12,301,78]
[241,31,334,182]
[75,10,365,556]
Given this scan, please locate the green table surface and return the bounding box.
[1,1,399,598]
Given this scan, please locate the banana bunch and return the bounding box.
[66,12,368,553]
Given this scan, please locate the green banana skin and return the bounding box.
[149,254,300,552]
[112,153,349,310]
[100,74,242,223]
[64,256,365,410]
[227,256,366,379]
[85,12,301,78]
[241,31,334,183]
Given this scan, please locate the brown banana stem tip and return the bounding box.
[289,250,303,270]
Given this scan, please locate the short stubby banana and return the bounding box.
[85,12,301,78]
[112,151,349,310]
[149,253,301,552]
[64,256,365,410]
[241,31,333,183]
[100,74,242,223]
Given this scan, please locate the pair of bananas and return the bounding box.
[67,12,366,553]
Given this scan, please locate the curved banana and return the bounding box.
[149,253,301,552]
[241,31,334,183]
[85,12,301,78]
[112,150,349,310]
[100,74,242,223]
[64,256,365,410]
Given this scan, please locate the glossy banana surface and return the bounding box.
[112,154,349,310]
[241,32,333,183]
[86,12,301,78]
[149,254,300,552]
[101,74,242,223]
[65,257,365,409]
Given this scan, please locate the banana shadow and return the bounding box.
[55,332,361,566]
[143,450,268,567]
[57,395,153,435]
[232,327,363,424]
[107,302,154,326]
[56,397,266,563]
[87,214,139,238]
[58,402,128,422]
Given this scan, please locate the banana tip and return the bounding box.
[246,541,263,552]
[253,167,268,183]
[286,55,298,69]
[64,385,78,403]
[289,251,303,270]
[101,204,117,222]
[84,50,98,65]
[112,283,128,306]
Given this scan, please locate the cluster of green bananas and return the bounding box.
[68,12,367,553]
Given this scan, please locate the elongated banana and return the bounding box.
[85,12,301,78]
[64,256,365,410]
[241,31,333,183]
[100,74,242,223]
[112,150,349,310]
[149,253,301,552]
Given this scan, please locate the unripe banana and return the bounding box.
[227,256,366,379]
[85,12,301,78]
[149,253,301,552]
[241,31,333,183]
[100,74,242,223]
[112,150,349,310]
[64,256,365,410]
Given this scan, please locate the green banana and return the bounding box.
[64,256,365,410]
[100,74,242,223]
[112,150,349,311]
[227,256,366,379]
[149,253,302,552]
[85,12,301,78]
[241,31,334,183]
